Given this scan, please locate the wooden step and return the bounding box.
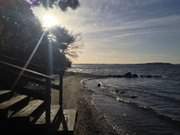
[0,95,28,118]
[0,90,12,103]
[0,95,28,111]
[12,100,44,122]
[0,90,11,96]
[35,105,60,125]
[59,109,77,132]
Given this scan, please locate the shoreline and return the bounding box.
[61,72,180,135]
[61,72,120,135]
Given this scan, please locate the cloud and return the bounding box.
[83,15,180,42]
[34,0,180,63]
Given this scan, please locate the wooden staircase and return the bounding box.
[0,59,77,135]
[0,90,77,134]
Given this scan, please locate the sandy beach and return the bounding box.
[51,73,89,109]
[54,73,116,135]
[51,73,100,135]
[51,73,108,135]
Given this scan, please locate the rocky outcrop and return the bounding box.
[101,72,162,79]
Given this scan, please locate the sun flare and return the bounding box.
[42,14,59,29]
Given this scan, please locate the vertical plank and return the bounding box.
[59,72,68,131]
[59,72,63,110]
[46,78,51,124]
[46,38,52,125]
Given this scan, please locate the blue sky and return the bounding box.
[34,0,180,64]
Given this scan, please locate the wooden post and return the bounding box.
[46,78,51,124]
[59,71,68,131]
[46,36,52,125]
[59,71,64,111]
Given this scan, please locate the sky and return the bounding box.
[33,0,180,64]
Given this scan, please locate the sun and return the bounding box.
[42,13,59,29]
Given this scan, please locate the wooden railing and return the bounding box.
[0,61,53,80]
[0,60,67,128]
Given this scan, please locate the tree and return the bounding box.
[29,0,80,11]
[0,0,80,71]
[46,26,81,70]
[0,0,80,88]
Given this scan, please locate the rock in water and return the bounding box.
[123,72,138,78]
[124,72,132,78]
[97,82,102,87]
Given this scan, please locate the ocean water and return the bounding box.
[69,64,180,135]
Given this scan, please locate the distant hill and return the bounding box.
[144,62,173,65]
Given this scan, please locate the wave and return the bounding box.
[104,93,180,126]
[88,82,180,125]
[116,87,180,103]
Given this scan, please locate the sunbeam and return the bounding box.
[11,0,54,89]
[11,31,47,89]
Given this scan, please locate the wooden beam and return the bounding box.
[59,73,63,109]
[0,61,53,80]
[45,78,51,124]
[58,72,68,131]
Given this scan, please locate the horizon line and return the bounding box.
[72,62,180,65]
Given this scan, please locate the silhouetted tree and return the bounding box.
[28,0,80,10]
[0,0,80,88]
[0,0,42,60]
[47,26,81,69]
[0,0,79,70]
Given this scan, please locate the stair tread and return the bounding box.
[59,109,77,132]
[0,90,12,103]
[0,90,11,96]
[12,100,44,118]
[35,105,60,125]
[0,95,28,110]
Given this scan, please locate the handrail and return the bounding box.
[0,60,54,80]
[0,60,66,126]
[0,54,42,69]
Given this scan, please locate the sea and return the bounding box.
[68,64,180,135]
